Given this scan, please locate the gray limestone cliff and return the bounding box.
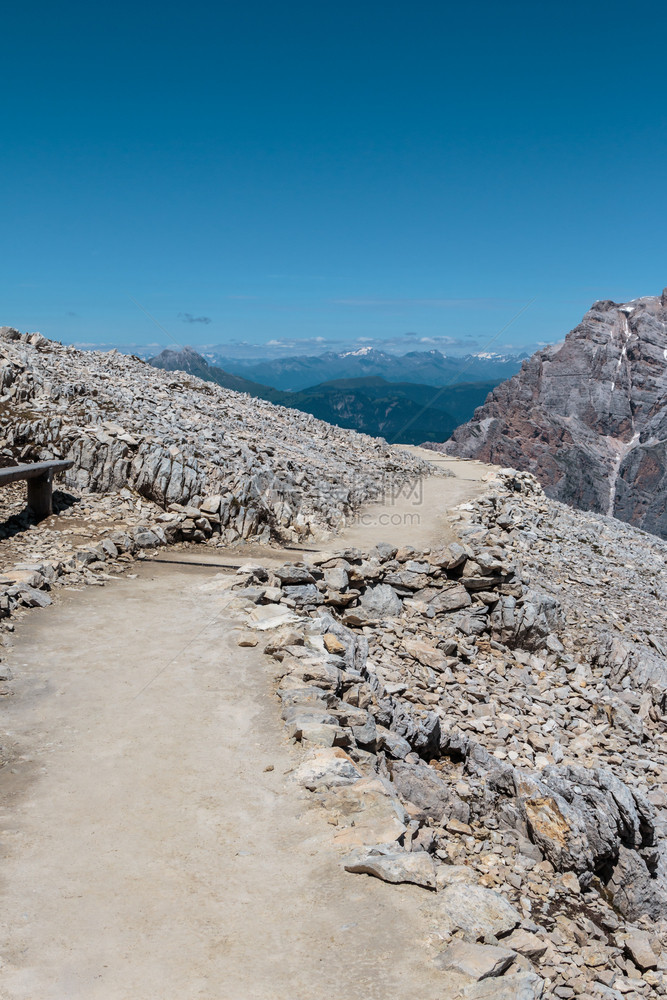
[436,290,667,538]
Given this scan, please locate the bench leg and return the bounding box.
[27,473,53,520]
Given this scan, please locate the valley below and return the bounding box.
[149,345,506,445]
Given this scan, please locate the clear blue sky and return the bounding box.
[3,0,666,357]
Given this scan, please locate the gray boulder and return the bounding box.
[434,940,515,980]
[516,764,655,876]
[283,584,320,605]
[275,564,316,584]
[389,760,468,823]
[593,633,667,712]
[460,972,544,999]
[389,706,441,759]
[344,848,436,889]
[436,883,520,940]
[429,584,472,613]
[490,590,562,650]
[359,583,402,618]
[606,844,667,921]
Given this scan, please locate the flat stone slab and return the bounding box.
[434,940,515,980]
[625,929,658,970]
[344,848,436,889]
[502,928,548,960]
[459,971,544,998]
[437,883,520,940]
[435,864,478,890]
[246,605,301,630]
[294,747,362,790]
[329,777,408,847]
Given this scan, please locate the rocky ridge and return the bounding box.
[435,290,667,539]
[0,326,430,545]
[226,470,667,999]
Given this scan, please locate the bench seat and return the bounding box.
[0,460,74,520]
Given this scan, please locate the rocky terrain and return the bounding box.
[435,290,667,539]
[0,326,430,547]
[4,321,667,998]
[222,470,667,999]
[0,325,438,629]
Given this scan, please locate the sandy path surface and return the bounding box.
[0,457,491,998]
[329,448,495,552]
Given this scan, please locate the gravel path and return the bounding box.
[0,459,490,998]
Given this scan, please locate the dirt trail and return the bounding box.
[329,448,495,552]
[0,457,492,999]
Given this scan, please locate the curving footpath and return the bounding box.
[0,457,491,999]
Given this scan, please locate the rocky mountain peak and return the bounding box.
[438,290,667,538]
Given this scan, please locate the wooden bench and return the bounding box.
[0,460,74,521]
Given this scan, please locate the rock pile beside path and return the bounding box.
[0,326,431,545]
[231,469,667,999]
[0,482,174,625]
[0,474,230,628]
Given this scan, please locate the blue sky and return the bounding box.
[3,0,666,358]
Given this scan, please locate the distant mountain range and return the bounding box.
[202,346,525,391]
[149,347,502,445]
[149,347,284,400]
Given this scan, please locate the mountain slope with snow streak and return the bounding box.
[436,290,667,538]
